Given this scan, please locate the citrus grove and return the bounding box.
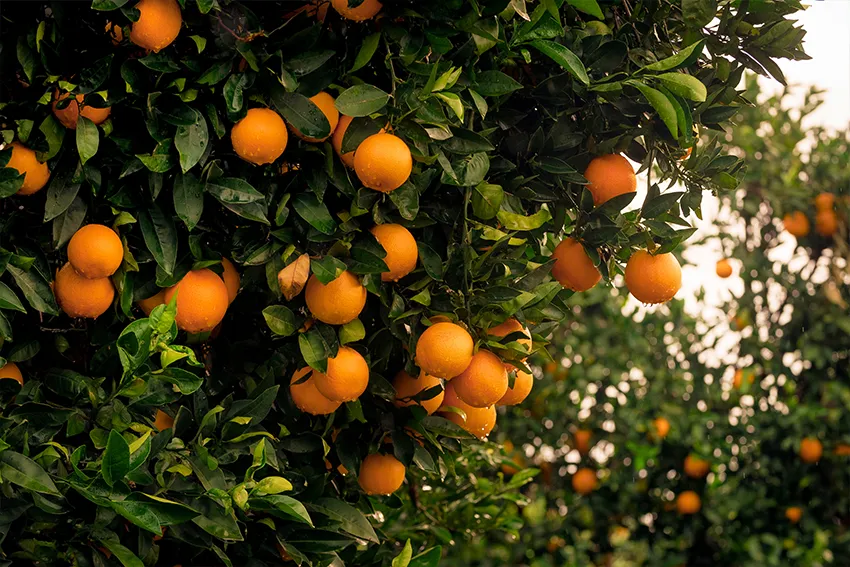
[0,1,807,566]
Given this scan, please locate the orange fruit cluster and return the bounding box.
[55,224,123,319]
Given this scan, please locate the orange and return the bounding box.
[129,0,182,52]
[55,263,114,319]
[331,115,357,168]
[220,258,240,304]
[546,536,565,554]
[733,368,754,389]
[785,506,802,524]
[304,271,367,325]
[231,108,288,165]
[439,382,497,440]
[67,224,123,279]
[5,142,50,195]
[163,269,229,333]
[370,224,418,282]
[624,250,682,304]
[652,417,670,439]
[138,290,165,315]
[415,322,474,379]
[683,455,710,478]
[153,409,174,431]
[716,259,732,278]
[358,453,405,495]
[574,429,592,455]
[52,92,111,130]
[676,491,701,515]
[551,238,601,292]
[105,21,124,44]
[782,211,810,237]
[497,364,533,406]
[834,443,850,456]
[0,362,23,386]
[331,0,382,21]
[814,193,835,210]
[292,92,339,143]
[290,367,341,415]
[488,318,532,358]
[583,154,636,206]
[452,350,508,408]
[572,468,597,495]
[312,346,370,402]
[799,437,822,463]
[815,209,838,237]
[354,133,412,193]
[393,370,444,415]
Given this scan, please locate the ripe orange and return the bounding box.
[358,453,405,495]
[785,506,802,524]
[683,455,710,479]
[5,142,50,195]
[799,437,822,463]
[814,193,835,210]
[290,367,341,415]
[583,154,636,206]
[55,263,114,319]
[815,209,838,237]
[153,409,174,431]
[488,318,532,358]
[676,491,701,515]
[304,271,367,325]
[312,346,370,402]
[782,211,810,237]
[105,21,124,44]
[138,290,165,315]
[452,350,508,408]
[716,259,732,278]
[415,322,474,379]
[393,370,444,415]
[370,224,418,281]
[624,250,682,304]
[164,269,229,333]
[220,258,240,304]
[129,0,182,52]
[67,224,123,279]
[231,108,288,165]
[551,238,601,292]
[834,443,850,456]
[733,368,754,389]
[497,364,533,406]
[0,362,23,386]
[292,92,339,142]
[52,92,111,130]
[574,429,592,455]
[439,382,497,440]
[331,0,382,21]
[572,468,597,495]
[653,417,670,439]
[354,133,412,193]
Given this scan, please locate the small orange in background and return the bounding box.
[67,224,123,279]
[415,321,474,379]
[500,440,525,475]
[304,270,367,325]
[370,224,418,282]
[574,429,592,455]
[438,382,496,440]
[231,108,288,165]
[815,209,838,237]
[683,455,710,479]
[571,468,597,495]
[488,318,532,358]
[625,250,682,304]
[0,362,23,386]
[153,409,174,431]
[164,269,229,333]
[833,443,850,456]
[292,92,339,142]
[312,346,370,402]
[354,133,412,193]
[551,237,602,292]
[451,350,508,408]
[497,364,533,406]
[137,290,166,315]
[583,154,636,207]
[733,368,754,389]
[54,263,115,319]
[799,437,822,463]
[782,211,810,238]
[393,370,444,415]
[358,453,405,495]
[290,367,341,415]
[652,417,670,439]
[785,506,802,524]
[129,0,182,52]
[105,21,124,44]
[4,142,50,195]
[331,0,382,21]
[676,491,701,515]
[715,258,732,278]
[814,192,835,210]
[52,92,112,130]
[220,258,240,304]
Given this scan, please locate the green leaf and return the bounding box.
[0,168,24,198]
[0,282,26,312]
[38,115,65,161]
[206,177,264,204]
[252,495,313,526]
[138,204,178,276]
[76,116,99,165]
[529,40,589,85]
[223,73,248,114]
[312,255,347,285]
[111,500,162,535]
[656,73,707,102]
[409,546,442,567]
[102,430,131,486]
[154,368,203,395]
[284,50,335,76]
[263,305,297,336]
[567,0,603,18]
[472,183,503,220]
[435,92,464,122]
[173,171,204,231]
[389,181,420,221]
[393,540,413,567]
[350,33,381,73]
[53,196,87,249]
[497,208,552,231]
[299,328,332,373]
[682,0,716,28]
[293,193,337,235]
[7,264,59,315]
[95,533,144,567]
[44,162,82,222]
[628,80,678,138]
[642,191,685,219]
[0,450,61,496]
[339,319,365,344]
[175,109,209,173]
[417,242,444,281]
[474,70,523,97]
[643,40,705,72]
[271,88,331,140]
[309,498,379,543]
[335,84,390,117]
[16,36,36,84]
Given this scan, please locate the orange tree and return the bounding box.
[0,1,806,566]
